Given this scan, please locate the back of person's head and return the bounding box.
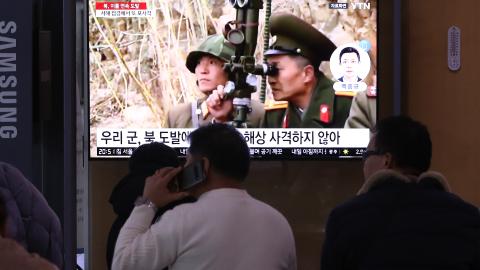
[107,143,180,270]
[0,194,6,237]
[188,123,250,181]
[129,142,180,176]
[374,115,432,175]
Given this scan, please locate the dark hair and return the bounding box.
[188,123,250,181]
[339,46,360,63]
[290,55,322,78]
[129,142,180,176]
[374,115,432,175]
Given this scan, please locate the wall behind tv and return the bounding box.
[403,0,480,206]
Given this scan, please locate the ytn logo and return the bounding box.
[351,1,371,10]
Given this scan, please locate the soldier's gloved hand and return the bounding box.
[206,85,233,123]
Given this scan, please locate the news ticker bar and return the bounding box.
[96,128,370,149]
[96,147,367,159]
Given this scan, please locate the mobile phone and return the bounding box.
[177,160,206,190]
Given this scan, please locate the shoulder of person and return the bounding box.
[264,100,288,112]
[250,99,266,112]
[167,102,195,128]
[168,102,192,115]
[334,91,356,98]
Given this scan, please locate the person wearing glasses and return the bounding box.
[113,124,297,270]
[262,13,353,128]
[321,115,480,270]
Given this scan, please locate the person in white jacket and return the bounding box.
[113,123,297,270]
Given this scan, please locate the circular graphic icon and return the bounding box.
[358,39,372,52]
[330,42,371,83]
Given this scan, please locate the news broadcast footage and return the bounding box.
[88,0,377,159]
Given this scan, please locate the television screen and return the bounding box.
[88,0,377,159]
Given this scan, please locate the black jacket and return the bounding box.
[321,170,480,270]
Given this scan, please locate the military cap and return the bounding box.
[185,34,235,73]
[265,13,336,67]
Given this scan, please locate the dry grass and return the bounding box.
[89,0,377,151]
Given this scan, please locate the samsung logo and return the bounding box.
[0,21,17,139]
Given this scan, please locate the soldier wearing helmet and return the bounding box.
[262,13,352,128]
[167,35,264,128]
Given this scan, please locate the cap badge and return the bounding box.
[271,35,277,44]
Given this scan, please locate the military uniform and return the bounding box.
[344,87,377,130]
[263,76,352,128]
[168,34,265,128]
[168,97,265,128]
[262,13,352,128]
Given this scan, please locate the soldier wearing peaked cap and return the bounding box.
[262,13,352,128]
[167,34,264,128]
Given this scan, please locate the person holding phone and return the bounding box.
[167,35,264,128]
[113,123,297,270]
[106,142,195,270]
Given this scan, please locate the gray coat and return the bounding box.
[0,162,63,269]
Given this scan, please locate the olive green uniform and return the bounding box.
[168,98,265,128]
[344,88,377,130]
[167,34,265,128]
[261,13,353,128]
[263,76,352,128]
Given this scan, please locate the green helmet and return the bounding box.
[185,34,235,73]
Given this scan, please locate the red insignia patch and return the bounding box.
[320,104,330,123]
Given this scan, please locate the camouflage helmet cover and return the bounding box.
[185,34,235,73]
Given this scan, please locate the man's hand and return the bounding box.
[206,85,233,123]
[143,167,189,208]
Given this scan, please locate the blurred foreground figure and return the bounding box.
[0,176,58,270]
[0,162,63,269]
[321,115,480,270]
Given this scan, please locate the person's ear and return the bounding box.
[303,65,315,84]
[202,157,210,178]
[384,152,393,168]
